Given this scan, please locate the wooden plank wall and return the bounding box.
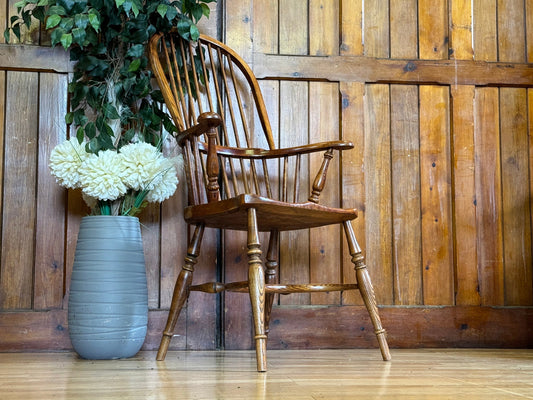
[223,0,533,349]
[0,0,531,352]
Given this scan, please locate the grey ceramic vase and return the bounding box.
[68,215,148,359]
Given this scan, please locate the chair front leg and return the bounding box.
[247,208,267,372]
[343,221,391,361]
[157,224,205,361]
[264,230,279,335]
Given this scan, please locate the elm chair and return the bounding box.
[148,31,391,372]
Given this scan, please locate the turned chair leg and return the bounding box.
[157,224,205,361]
[247,209,268,372]
[343,221,391,361]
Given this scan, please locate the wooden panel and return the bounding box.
[267,306,533,349]
[450,0,473,60]
[309,0,338,56]
[364,84,393,305]
[391,85,422,305]
[34,73,68,310]
[363,0,389,57]
[279,0,307,55]
[390,0,417,59]
[452,85,479,306]
[418,0,448,60]
[419,85,454,305]
[340,0,362,56]
[309,81,340,305]
[340,81,364,306]
[499,88,532,306]
[497,0,526,62]
[528,0,533,62]
[0,71,38,309]
[473,0,497,61]
[474,87,504,306]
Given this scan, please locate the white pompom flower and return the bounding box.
[79,150,128,201]
[119,142,165,191]
[49,137,89,189]
[145,157,179,203]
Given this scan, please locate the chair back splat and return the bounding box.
[149,31,391,371]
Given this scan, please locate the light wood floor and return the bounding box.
[0,349,532,399]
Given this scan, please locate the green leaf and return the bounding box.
[128,58,141,72]
[50,27,66,47]
[76,126,84,143]
[85,122,96,139]
[103,103,120,119]
[59,17,74,31]
[200,3,210,18]
[46,5,66,16]
[3,30,10,44]
[74,13,88,29]
[72,27,85,45]
[45,14,61,29]
[125,43,144,58]
[157,4,168,18]
[115,0,125,7]
[65,112,74,124]
[37,0,49,6]
[189,24,200,41]
[60,32,72,49]
[88,10,100,32]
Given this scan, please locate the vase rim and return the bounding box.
[82,215,139,221]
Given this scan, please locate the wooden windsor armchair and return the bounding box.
[148,31,391,372]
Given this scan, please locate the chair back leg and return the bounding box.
[157,224,205,361]
[247,208,268,372]
[343,221,391,361]
[264,230,279,334]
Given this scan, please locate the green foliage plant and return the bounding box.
[5,0,216,154]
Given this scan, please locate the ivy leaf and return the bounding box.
[45,14,61,29]
[128,58,141,72]
[85,122,96,139]
[189,24,200,41]
[157,4,168,18]
[125,43,144,58]
[76,126,84,143]
[46,5,66,16]
[74,13,88,29]
[72,27,86,45]
[60,32,72,49]
[88,9,100,32]
[65,111,74,125]
[50,27,66,47]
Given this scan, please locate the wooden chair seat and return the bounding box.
[148,31,391,372]
[184,194,357,231]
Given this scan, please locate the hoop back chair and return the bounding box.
[148,31,391,372]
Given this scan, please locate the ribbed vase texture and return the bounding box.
[68,216,148,359]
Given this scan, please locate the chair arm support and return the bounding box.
[176,112,223,146]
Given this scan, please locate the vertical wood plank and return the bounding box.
[473,0,497,61]
[34,73,68,310]
[450,0,474,60]
[279,81,310,306]
[497,0,526,62]
[419,0,449,60]
[474,87,504,306]
[340,81,364,306]
[525,0,533,63]
[223,0,254,350]
[419,85,454,306]
[340,0,363,56]
[279,0,310,306]
[309,0,339,56]
[499,88,532,306]
[452,85,479,306]
[253,0,278,54]
[390,0,418,59]
[0,71,38,309]
[391,85,422,305]
[363,0,389,57]
[309,81,340,305]
[280,0,307,55]
[364,84,393,305]
[0,71,5,296]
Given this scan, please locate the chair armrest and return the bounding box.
[176,112,223,146]
[197,140,354,159]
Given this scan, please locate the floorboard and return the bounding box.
[0,349,532,399]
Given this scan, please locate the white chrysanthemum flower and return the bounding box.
[145,158,179,203]
[119,142,165,191]
[79,150,128,201]
[49,138,89,188]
